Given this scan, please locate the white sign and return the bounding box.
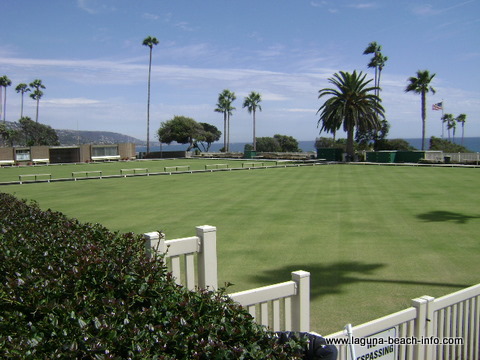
[350,327,396,360]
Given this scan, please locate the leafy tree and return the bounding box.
[405,70,436,150]
[197,122,222,152]
[456,113,467,145]
[273,134,301,152]
[254,134,301,152]
[157,115,204,151]
[356,119,390,150]
[0,75,12,123]
[376,138,416,151]
[243,91,262,151]
[15,83,30,118]
[317,70,384,160]
[29,79,46,123]
[315,137,347,151]
[19,116,59,146]
[429,136,471,152]
[142,36,159,154]
[255,137,281,152]
[214,89,236,152]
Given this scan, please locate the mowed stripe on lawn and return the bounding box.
[2,165,479,334]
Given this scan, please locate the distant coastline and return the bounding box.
[140,137,480,154]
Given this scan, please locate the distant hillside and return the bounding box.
[2,121,145,146]
[56,129,145,146]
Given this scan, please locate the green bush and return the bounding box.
[0,193,304,359]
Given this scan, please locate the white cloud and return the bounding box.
[77,0,116,14]
[142,13,160,20]
[43,98,102,107]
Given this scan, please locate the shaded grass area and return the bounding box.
[2,165,479,334]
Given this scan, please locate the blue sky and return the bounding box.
[0,0,479,143]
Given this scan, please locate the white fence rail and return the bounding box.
[144,226,310,332]
[144,225,218,290]
[443,152,480,163]
[229,270,310,332]
[145,225,479,358]
[327,283,480,360]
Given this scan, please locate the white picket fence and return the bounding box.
[144,225,479,359]
[326,284,480,360]
[143,225,310,332]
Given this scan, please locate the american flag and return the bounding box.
[432,102,443,111]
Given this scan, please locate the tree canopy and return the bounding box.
[197,122,222,152]
[317,70,384,159]
[157,116,221,152]
[405,70,436,150]
[18,116,59,146]
[255,134,301,152]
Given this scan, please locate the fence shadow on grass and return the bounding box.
[245,261,470,301]
[416,210,480,224]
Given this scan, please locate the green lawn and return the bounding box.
[2,164,479,334]
[0,158,280,183]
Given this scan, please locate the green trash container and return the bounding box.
[244,150,257,159]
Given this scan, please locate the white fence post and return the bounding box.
[412,297,429,360]
[196,225,218,290]
[144,231,165,258]
[291,270,310,332]
[420,295,436,360]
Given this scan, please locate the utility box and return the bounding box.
[316,148,343,161]
[244,150,257,159]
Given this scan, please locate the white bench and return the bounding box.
[120,168,149,177]
[32,158,50,165]
[205,163,230,171]
[164,165,191,173]
[0,160,15,166]
[91,155,121,162]
[72,170,103,180]
[19,173,52,184]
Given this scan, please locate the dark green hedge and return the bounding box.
[0,193,303,359]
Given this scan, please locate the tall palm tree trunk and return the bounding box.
[421,91,426,150]
[253,110,256,151]
[227,115,230,152]
[223,112,227,151]
[3,87,7,122]
[20,93,24,118]
[35,98,40,123]
[346,125,355,161]
[146,48,153,154]
[0,87,3,124]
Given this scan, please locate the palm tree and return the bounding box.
[0,75,12,123]
[456,114,467,145]
[448,118,457,143]
[15,83,30,118]
[317,71,384,160]
[405,70,436,150]
[214,89,236,152]
[142,35,159,154]
[363,42,388,98]
[243,91,262,151]
[362,42,388,146]
[29,79,46,123]
[441,113,454,141]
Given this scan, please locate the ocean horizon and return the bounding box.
[138,137,480,154]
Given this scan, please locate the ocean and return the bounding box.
[138,137,480,154]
